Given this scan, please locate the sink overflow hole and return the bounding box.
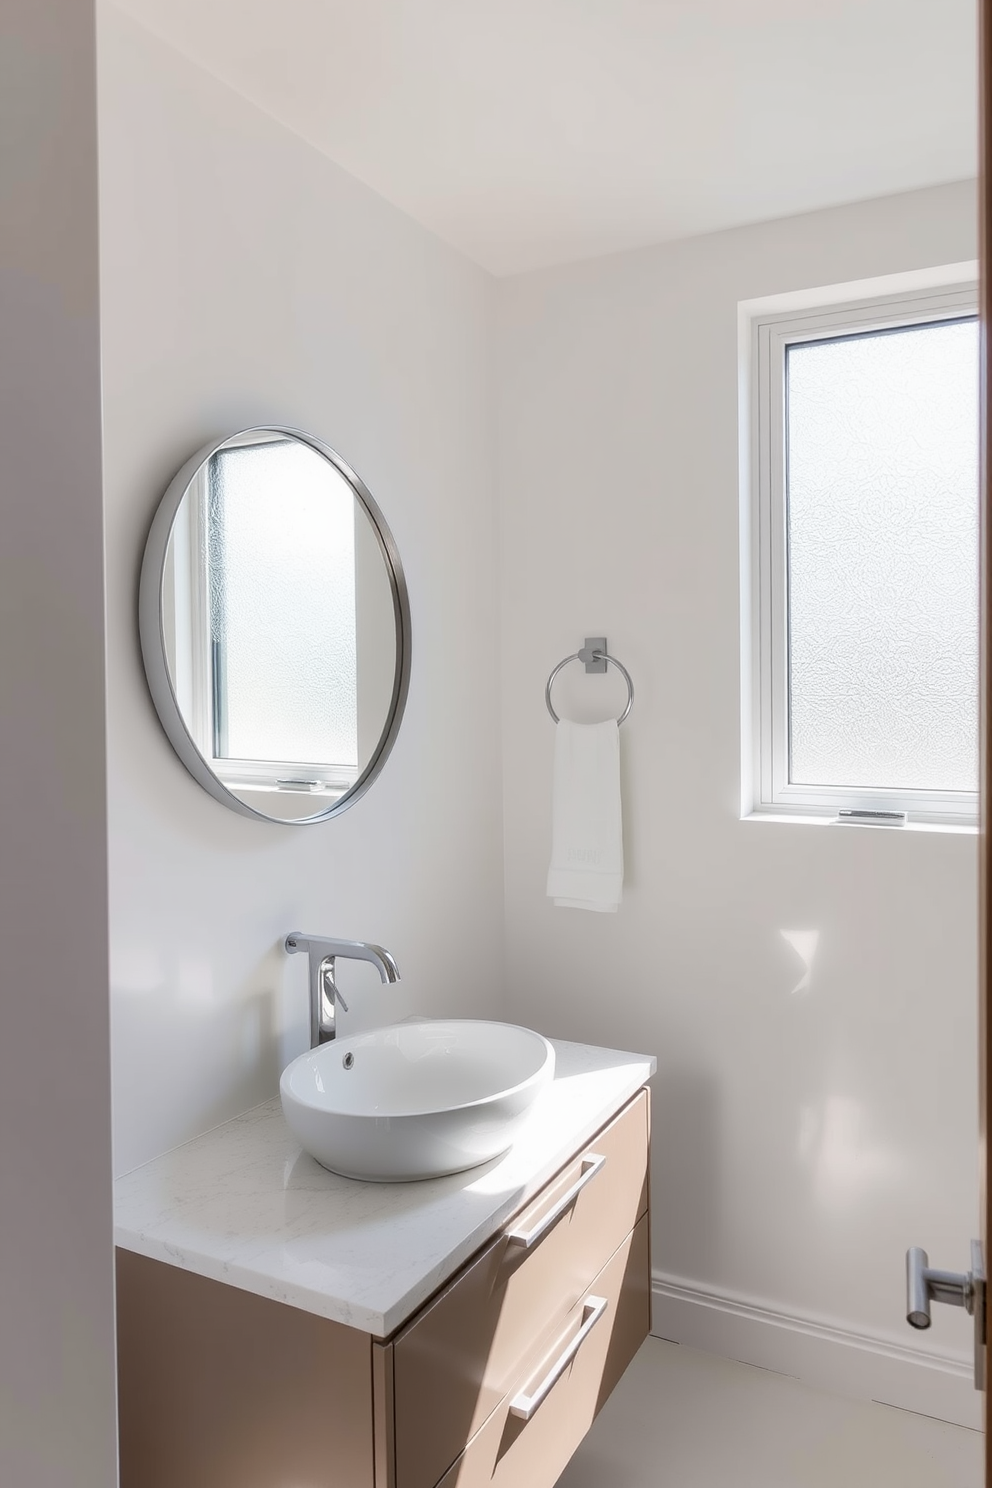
[342,1053,355,1070]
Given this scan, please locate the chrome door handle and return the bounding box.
[509,1296,609,1421]
[906,1247,976,1326]
[906,1240,986,1389]
[506,1155,607,1249]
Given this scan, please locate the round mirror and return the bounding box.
[139,427,410,823]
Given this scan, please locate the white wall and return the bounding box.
[98,7,982,1427]
[496,182,980,1419]
[99,6,505,1176]
[0,3,118,1483]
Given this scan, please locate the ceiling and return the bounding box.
[113,0,977,277]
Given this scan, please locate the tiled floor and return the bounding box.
[557,1338,982,1488]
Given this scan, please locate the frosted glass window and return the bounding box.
[207,439,358,767]
[786,318,979,793]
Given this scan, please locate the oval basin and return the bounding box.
[280,1020,555,1181]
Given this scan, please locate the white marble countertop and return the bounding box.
[114,1038,655,1337]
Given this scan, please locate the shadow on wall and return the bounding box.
[650,1067,724,1286]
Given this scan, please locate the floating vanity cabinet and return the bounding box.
[115,1049,654,1488]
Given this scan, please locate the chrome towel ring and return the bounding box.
[546,638,634,725]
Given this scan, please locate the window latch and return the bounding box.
[835,809,907,827]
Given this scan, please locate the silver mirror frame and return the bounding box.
[138,425,412,824]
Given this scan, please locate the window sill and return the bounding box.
[741,810,977,836]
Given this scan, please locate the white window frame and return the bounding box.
[742,271,979,827]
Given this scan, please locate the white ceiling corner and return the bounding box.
[110,0,977,276]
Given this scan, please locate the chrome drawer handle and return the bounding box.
[509,1296,609,1421]
[506,1154,607,1249]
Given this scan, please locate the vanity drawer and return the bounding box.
[433,1216,650,1488]
[392,1089,648,1488]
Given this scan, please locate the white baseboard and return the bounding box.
[651,1270,982,1431]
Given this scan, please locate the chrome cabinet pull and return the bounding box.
[509,1296,609,1421]
[506,1154,607,1249]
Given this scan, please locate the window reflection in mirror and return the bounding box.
[158,431,401,822]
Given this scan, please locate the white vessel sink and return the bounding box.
[280,1019,555,1181]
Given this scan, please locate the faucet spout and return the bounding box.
[285,933,401,1046]
[362,944,401,984]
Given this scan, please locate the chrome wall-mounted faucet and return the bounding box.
[284,933,400,1047]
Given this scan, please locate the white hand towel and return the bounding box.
[547,719,623,912]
